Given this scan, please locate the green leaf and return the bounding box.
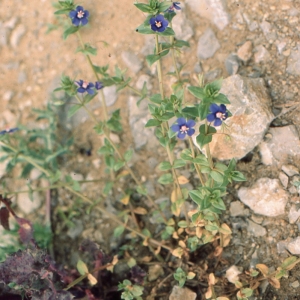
[196,133,212,149]
[174,40,190,48]
[205,224,219,231]
[136,185,148,196]
[83,92,97,104]
[46,148,68,163]
[77,260,89,275]
[135,24,154,34]
[149,94,162,104]
[210,171,224,182]
[114,225,125,237]
[134,3,152,13]
[124,149,133,162]
[178,220,188,228]
[232,171,246,181]
[76,44,98,56]
[198,102,210,120]
[63,26,79,40]
[173,159,186,169]
[189,190,203,206]
[158,2,172,12]
[158,161,172,171]
[205,78,223,95]
[68,104,82,118]
[180,149,193,161]
[114,161,125,171]
[54,8,71,15]
[157,27,175,36]
[158,173,173,185]
[241,288,253,297]
[211,198,226,210]
[103,181,114,195]
[188,86,206,99]
[213,93,230,104]
[146,54,161,66]
[181,106,199,118]
[280,256,299,270]
[105,156,115,169]
[145,119,161,127]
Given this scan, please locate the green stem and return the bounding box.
[188,137,205,186]
[155,34,165,99]
[76,31,109,121]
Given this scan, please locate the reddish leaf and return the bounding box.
[0,207,10,230]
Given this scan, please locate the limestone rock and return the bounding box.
[288,205,300,224]
[169,286,196,300]
[10,24,26,49]
[286,47,300,76]
[172,6,194,41]
[121,51,142,73]
[254,45,271,63]
[148,264,164,281]
[287,237,300,255]
[238,178,289,217]
[208,75,274,160]
[247,219,267,237]
[186,0,230,31]
[282,164,299,177]
[17,191,42,215]
[237,41,253,62]
[197,28,220,60]
[259,125,300,168]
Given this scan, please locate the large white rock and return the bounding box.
[208,75,274,160]
[238,178,289,217]
[259,125,300,168]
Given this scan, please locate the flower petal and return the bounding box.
[87,88,95,95]
[187,128,195,136]
[149,17,156,26]
[171,124,180,132]
[176,117,186,126]
[73,18,81,26]
[69,10,76,18]
[209,103,220,113]
[76,6,84,11]
[214,119,222,126]
[81,17,88,26]
[84,10,90,18]
[77,87,86,93]
[207,113,215,122]
[177,132,186,139]
[219,104,227,113]
[186,119,195,128]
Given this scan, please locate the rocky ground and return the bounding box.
[1,0,300,299]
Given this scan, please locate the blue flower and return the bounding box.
[75,80,95,94]
[0,128,19,135]
[69,6,90,26]
[95,81,104,90]
[149,15,169,32]
[165,2,181,12]
[171,118,196,139]
[207,104,228,126]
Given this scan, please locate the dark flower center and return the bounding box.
[180,125,189,133]
[155,21,162,28]
[77,10,85,18]
[82,81,89,89]
[216,112,226,120]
